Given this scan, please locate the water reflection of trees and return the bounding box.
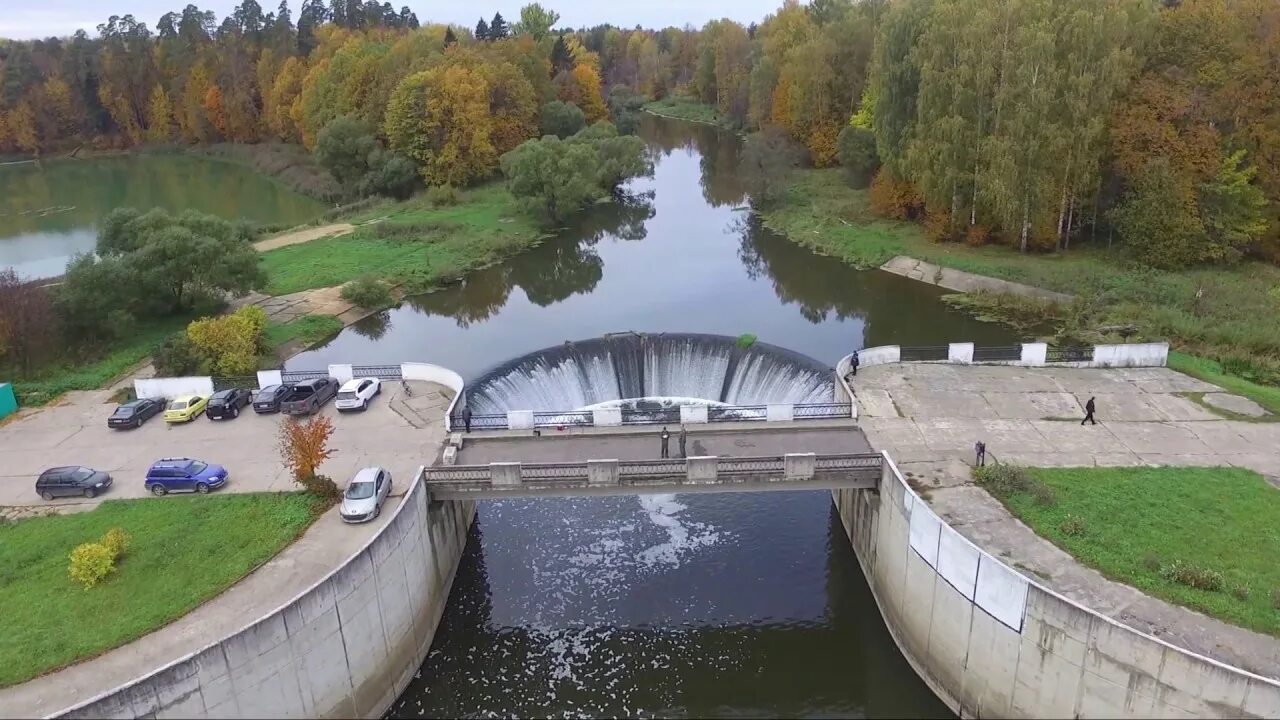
[404,191,655,327]
[349,309,392,340]
[736,215,867,324]
[640,114,746,208]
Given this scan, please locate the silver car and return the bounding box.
[340,467,392,523]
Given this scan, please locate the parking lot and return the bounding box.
[0,380,454,508]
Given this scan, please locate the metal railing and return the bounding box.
[450,401,857,431]
[425,453,884,483]
[351,364,403,379]
[971,345,1023,362]
[620,406,682,425]
[708,405,767,422]
[533,410,594,427]
[211,376,259,391]
[899,345,950,362]
[793,402,853,419]
[1046,346,1094,363]
[281,369,328,383]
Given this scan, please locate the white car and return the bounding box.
[340,467,392,523]
[335,377,381,412]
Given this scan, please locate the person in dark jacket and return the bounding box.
[679,425,688,458]
[660,427,671,458]
[974,441,987,467]
[1081,397,1097,425]
[850,350,860,376]
[461,406,473,433]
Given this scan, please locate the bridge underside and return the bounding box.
[425,469,881,500]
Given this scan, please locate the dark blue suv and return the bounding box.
[145,458,229,496]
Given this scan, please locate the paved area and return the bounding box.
[253,222,354,252]
[854,363,1280,679]
[0,381,452,509]
[0,380,453,717]
[456,425,871,465]
[880,255,1074,304]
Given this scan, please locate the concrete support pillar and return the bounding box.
[587,459,619,485]
[948,343,974,364]
[680,404,709,424]
[328,364,354,383]
[490,462,521,486]
[1020,342,1047,366]
[766,403,794,422]
[507,410,534,429]
[256,369,283,389]
[592,407,622,426]
[686,456,718,481]
[442,446,458,466]
[784,453,816,479]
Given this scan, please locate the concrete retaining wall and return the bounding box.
[1090,342,1169,368]
[134,376,215,401]
[832,456,1280,719]
[400,362,465,432]
[57,474,475,720]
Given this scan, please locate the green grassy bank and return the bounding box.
[260,184,545,296]
[645,97,736,128]
[977,465,1280,637]
[0,493,325,687]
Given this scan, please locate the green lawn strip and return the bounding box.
[7,315,193,407]
[264,314,344,351]
[260,184,544,296]
[644,97,730,127]
[1168,352,1280,416]
[0,493,325,687]
[989,466,1280,637]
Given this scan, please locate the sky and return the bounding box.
[0,1,783,40]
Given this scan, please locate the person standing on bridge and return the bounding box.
[461,405,473,433]
[679,425,688,458]
[1081,396,1097,426]
[660,427,671,458]
[850,350,860,377]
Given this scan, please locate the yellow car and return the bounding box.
[163,394,209,424]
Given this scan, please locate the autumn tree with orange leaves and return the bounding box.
[277,415,340,502]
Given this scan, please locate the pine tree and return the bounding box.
[444,27,458,46]
[489,12,509,40]
[475,17,489,41]
[550,35,574,76]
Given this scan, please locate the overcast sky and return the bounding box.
[0,1,783,39]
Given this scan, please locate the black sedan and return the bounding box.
[206,388,253,420]
[107,398,164,429]
[252,384,294,414]
[37,466,113,500]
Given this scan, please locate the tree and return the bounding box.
[384,64,496,186]
[488,12,509,40]
[1199,150,1268,259]
[540,100,585,138]
[146,85,176,143]
[740,127,804,207]
[0,270,60,376]
[315,115,381,191]
[550,35,574,76]
[1111,158,1210,269]
[513,3,559,40]
[501,136,602,221]
[277,414,340,501]
[475,17,490,41]
[574,123,650,189]
[444,27,458,46]
[568,65,608,123]
[186,305,269,375]
[837,125,877,187]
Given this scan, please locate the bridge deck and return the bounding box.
[453,426,872,465]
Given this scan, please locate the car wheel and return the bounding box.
[231,406,239,418]
[83,487,96,499]
[196,482,210,494]
[151,485,168,496]
[41,491,54,501]
[362,399,369,411]
[372,504,381,520]
[134,419,142,429]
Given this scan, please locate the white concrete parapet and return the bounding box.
[686,456,718,481]
[1019,342,1047,366]
[948,342,974,364]
[681,404,709,424]
[507,410,534,430]
[441,446,458,466]
[134,376,214,400]
[858,345,901,366]
[766,403,794,422]
[328,364,354,383]
[592,407,623,426]
[587,459,619,485]
[784,453,816,479]
[1093,341,1168,368]
[400,362,466,433]
[256,369,283,388]
[490,462,521,486]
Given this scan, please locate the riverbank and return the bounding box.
[761,168,1280,400]
[644,97,739,130]
[140,142,342,203]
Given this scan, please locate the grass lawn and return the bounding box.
[264,314,344,351]
[6,315,193,407]
[259,184,545,295]
[645,97,735,128]
[1168,351,1280,417]
[761,168,1280,379]
[0,493,325,687]
[984,466,1280,637]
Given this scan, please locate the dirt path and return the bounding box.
[253,222,355,252]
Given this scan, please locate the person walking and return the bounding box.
[850,350,860,377]
[461,405,473,433]
[974,441,986,467]
[1081,396,1097,426]
[678,425,688,458]
[660,426,671,458]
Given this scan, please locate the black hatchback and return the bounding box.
[206,388,252,420]
[37,466,113,500]
[107,398,164,429]
[252,384,293,414]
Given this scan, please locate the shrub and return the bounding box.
[1029,482,1057,508]
[1160,560,1225,592]
[1140,552,1161,572]
[101,528,131,558]
[973,464,1030,496]
[1059,514,1086,537]
[298,474,342,504]
[340,276,394,309]
[867,169,924,220]
[68,542,116,589]
[836,125,878,188]
[1232,584,1251,601]
[278,415,337,502]
[425,183,460,207]
[965,224,994,247]
[186,305,268,376]
[736,333,757,349]
[153,333,208,376]
[541,100,586,139]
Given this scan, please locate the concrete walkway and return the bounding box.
[880,255,1074,304]
[253,223,354,252]
[853,363,1280,679]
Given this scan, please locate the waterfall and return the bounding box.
[468,333,834,413]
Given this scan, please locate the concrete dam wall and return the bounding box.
[57,475,474,720]
[833,459,1280,719]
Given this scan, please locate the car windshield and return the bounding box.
[71,468,95,481]
[112,407,134,417]
[167,400,188,410]
[186,461,208,474]
[337,391,358,400]
[212,391,231,402]
[345,481,375,500]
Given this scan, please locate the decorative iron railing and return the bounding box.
[424,453,885,484]
[532,410,594,427]
[899,345,951,362]
[211,376,259,392]
[1046,346,1094,363]
[971,345,1023,362]
[793,403,854,419]
[350,364,404,379]
[450,401,858,431]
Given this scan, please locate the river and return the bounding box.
[0,154,323,280]
[334,115,1017,717]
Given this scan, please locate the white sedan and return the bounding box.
[339,467,392,523]
[335,377,381,412]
